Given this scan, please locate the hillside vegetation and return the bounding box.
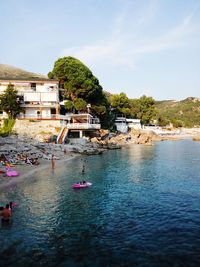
[155,97,200,127]
[0,64,47,80]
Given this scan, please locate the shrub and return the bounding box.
[0,118,15,137]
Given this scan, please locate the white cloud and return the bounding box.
[60,1,198,71]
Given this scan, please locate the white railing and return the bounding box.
[66,123,101,129]
[20,102,58,107]
[18,114,61,119]
[17,114,101,128]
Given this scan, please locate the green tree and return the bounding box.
[74,98,87,112]
[129,99,140,118]
[171,119,183,128]
[64,100,73,112]
[110,92,131,116]
[157,114,170,127]
[0,84,22,118]
[130,95,157,125]
[48,57,106,106]
[48,56,110,127]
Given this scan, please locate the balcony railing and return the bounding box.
[18,91,59,102]
[18,114,61,119]
[20,102,58,107]
[66,123,100,130]
[17,114,100,126]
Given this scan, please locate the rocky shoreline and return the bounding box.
[1,128,199,166]
[0,129,198,190]
[0,130,157,164]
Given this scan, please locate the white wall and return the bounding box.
[24,92,58,102]
[24,92,40,102]
[41,108,51,118]
[128,123,141,129]
[115,123,128,133]
[40,92,58,102]
[25,108,38,118]
[25,107,51,118]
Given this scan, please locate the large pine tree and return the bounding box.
[48,56,110,127]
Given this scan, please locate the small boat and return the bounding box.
[72,182,92,189]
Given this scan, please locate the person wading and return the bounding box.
[51,154,55,169]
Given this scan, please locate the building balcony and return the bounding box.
[17,114,61,120]
[18,91,59,102]
[20,102,59,108]
[17,114,101,129]
[17,114,100,127]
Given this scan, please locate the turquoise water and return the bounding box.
[0,140,200,267]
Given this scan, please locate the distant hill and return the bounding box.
[155,97,200,127]
[0,64,48,80]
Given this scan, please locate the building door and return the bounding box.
[51,108,56,119]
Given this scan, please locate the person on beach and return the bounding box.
[25,156,32,165]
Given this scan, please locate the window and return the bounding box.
[37,111,41,118]
[30,83,36,91]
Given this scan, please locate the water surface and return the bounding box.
[0,140,200,267]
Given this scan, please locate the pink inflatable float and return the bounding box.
[72,182,92,189]
[5,167,19,177]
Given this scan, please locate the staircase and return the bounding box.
[57,127,68,144]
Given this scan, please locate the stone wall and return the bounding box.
[13,119,61,141]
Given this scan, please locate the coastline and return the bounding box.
[0,153,80,191]
[1,128,199,191]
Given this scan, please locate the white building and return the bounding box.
[0,79,60,119]
[115,117,141,133]
[126,119,141,129]
[57,113,101,143]
[114,117,128,133]
[0,76,101,140]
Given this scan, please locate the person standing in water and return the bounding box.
[1,204,12,222]
[82,164,85,174]
[51,154,55,169]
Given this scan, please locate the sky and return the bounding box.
[0,0,200,100]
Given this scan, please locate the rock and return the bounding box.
[99,129,109,138]
[107,142,121,149]
[193,135,200,141]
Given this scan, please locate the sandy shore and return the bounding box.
[0,153,80,191]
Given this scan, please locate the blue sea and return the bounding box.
[0,139,200,267]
